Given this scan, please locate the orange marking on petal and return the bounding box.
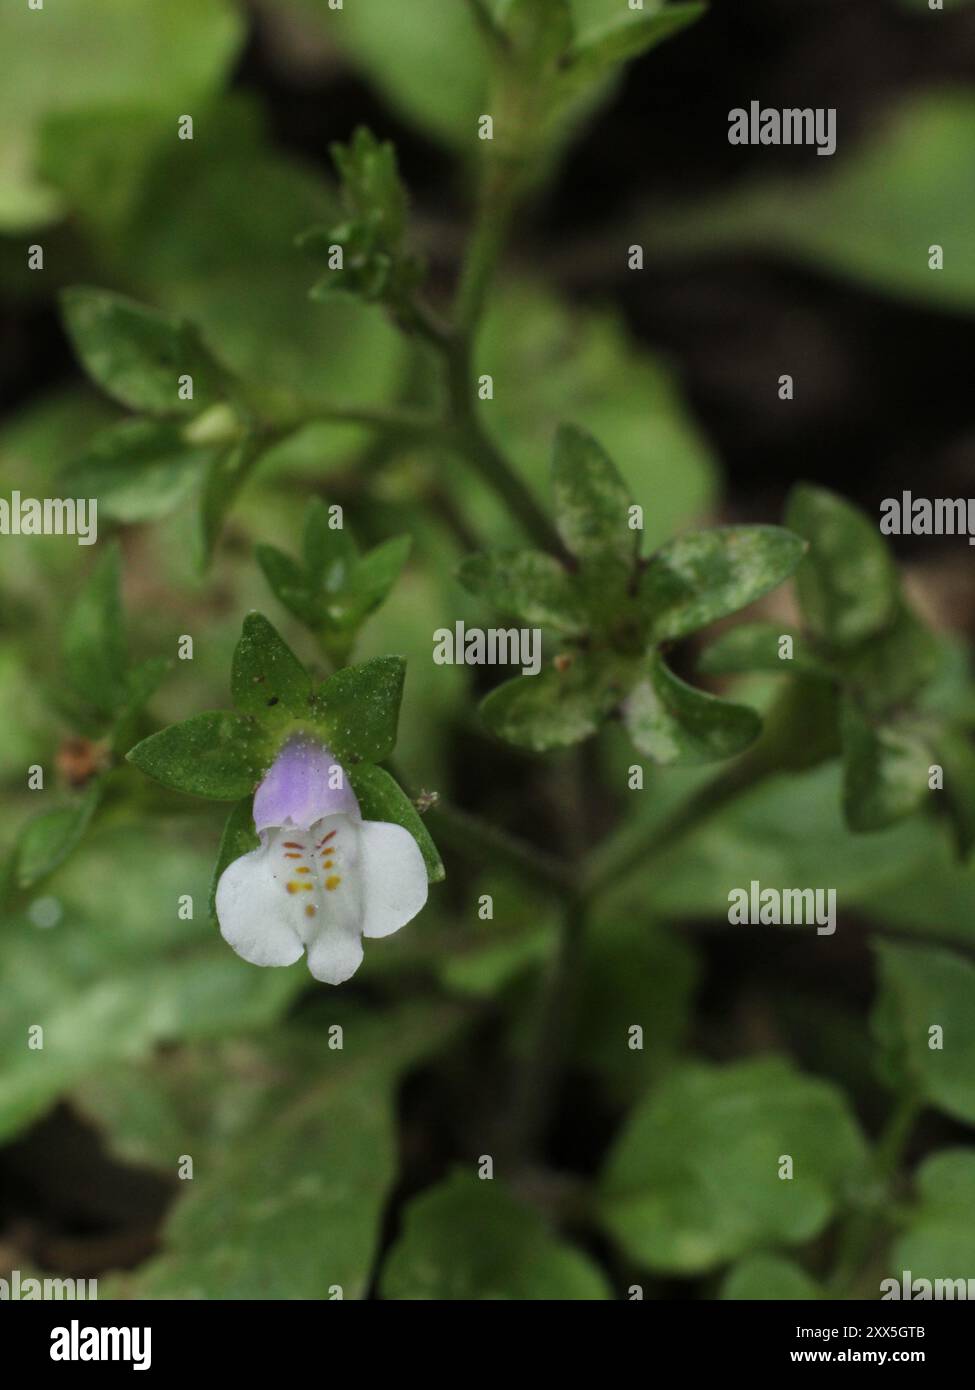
[284,853,302,859]
[325,875,341,891]
[296,866,311,875]
[286,882,301,894]
[283,842,303,849]
[305,904,317,918]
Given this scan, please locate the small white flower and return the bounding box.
[216,738,428,984]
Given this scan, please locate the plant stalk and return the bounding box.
[827,1093,922,1297]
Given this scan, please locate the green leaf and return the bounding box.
[255,543,318,627]
[61,543,128,723]
[629,761,933,926]
[311,656,406,764]
[231,613,312,722]
[863,833,975,946]
[323,0,487,152]
[565,2,706,83]
[623,652,762,765]
[300,128,422,308]
[15,778,104,891]
[872,940,975,1125]
[301,535,412,663]
[831,602,940,717]
[102,1005,460,1299]
[61,419,211,524]
[698,623,827,678]
[641,527,805,642]
[479,653,634,752]
[302,496,357,589]
[208,798,260,928]
[36,107,170,240]
[0,0,242,234]
[127,711,269,801]
[60,288,224,416]
[646,92,975,313]
[721,1254,822,1301]
[332,126,410,247]
[598,1056,869,1274]
[380,1169,611,1300]
[110,656,172,757]
[551,423,637,565]
[289,526,413,654]
[117,100,403,415]
[0,824,300,1144]
[500,0,574,64]
[936,729,975,859]
[457,549,587,633]
[198,436,266,566]
[347,763,444,883]
[786,484,899,650]
[475,285,717,554]
[890,1151,975,1289]
[841,698,933,832]
[347,536,413,620]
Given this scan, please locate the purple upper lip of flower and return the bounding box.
[252,737,360,833]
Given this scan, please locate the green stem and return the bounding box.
[402,296,454,353]
[439,139,564,552]
[455,160,521,335]
[505,893,589,1162]
[828,1093,922,1297]
[426,797,577,899]
[278,404,442,442]
[584,680,837,896]
[443,356,565,554]
[464,0,509,53]
[584,759,765,898]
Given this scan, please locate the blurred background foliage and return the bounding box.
[1,0,975,1300]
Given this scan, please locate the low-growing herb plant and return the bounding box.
[3,0,974,1305]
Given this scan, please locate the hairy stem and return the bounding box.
[426,797,577,899]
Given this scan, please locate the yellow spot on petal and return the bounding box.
[284,852,302,860]
[286,882,301,894]
[305,904,317,918]
[296,866,311,875]
[325,875,341,892]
